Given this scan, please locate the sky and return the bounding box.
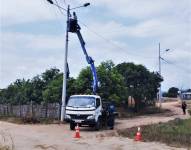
[0,0,191,91]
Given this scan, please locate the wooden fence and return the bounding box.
[0,103,61,119]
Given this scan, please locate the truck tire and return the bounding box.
[70,122,75,130]
[95,118,101,131]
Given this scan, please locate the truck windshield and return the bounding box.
[67,97,95,108]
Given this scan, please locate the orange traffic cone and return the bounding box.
[134,127,142,141]
[74,124,80,138]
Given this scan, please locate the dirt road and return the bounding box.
[0,102,189,150]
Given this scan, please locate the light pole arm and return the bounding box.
[46,0,67,11]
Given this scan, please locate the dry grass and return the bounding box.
[34,144,57,150]
[0,131,14,150]
[117,106,171,118]
[117,118,191,149]
[0,116,59,124]
[0,145,11,150]
[187,101,191,115]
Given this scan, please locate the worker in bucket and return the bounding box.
[182,101,187,115]
[107,101,116,130]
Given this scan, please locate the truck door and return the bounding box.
[95,98,101,121]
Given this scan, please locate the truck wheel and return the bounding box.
[95,118,101,131]
[70,122,75,130]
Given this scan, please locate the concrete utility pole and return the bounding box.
[158,43,170,108]
[46,0,90,122]
[60,5,70,122]
[158,43,162,108]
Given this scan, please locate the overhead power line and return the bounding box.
[161,58,191,73]
[46,1,156,60]
[79,20,156,60]
[54,0,64,14]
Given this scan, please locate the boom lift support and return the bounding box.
[45,0,98,121]
[68,12,98,94]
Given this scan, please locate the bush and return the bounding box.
[188,109,191,115]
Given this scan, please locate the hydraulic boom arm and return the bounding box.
[68,12,98,94]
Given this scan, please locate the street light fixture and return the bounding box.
[47,0,53,4]
[70,3,90,10]
[46,0,90,122]
[47,0,67,11]
[46,0,90,11]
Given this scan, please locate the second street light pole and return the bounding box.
[158,43,162,108]
[158,43,170,108]
[61,5,70,122]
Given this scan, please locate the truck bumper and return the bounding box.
[70,119,96,125]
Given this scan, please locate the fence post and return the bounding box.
[45,103,48,118]
[30,100,33,118]
[19,102,22,117]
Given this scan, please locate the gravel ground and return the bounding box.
[0,102,189,150]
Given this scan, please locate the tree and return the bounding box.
[75,60,126,104]
[0,89,6,104]
[0,61,163,111]
[42,68,60,85]
[116,62,163,111]
[75,67,92,94]
[6,79,32,105]
[30,75,44,104]
[97,61,126,104]
[66,77,77,102]
[166,87,179,98]
[42,74,63,104]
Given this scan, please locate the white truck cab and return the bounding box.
[65,95,102,130]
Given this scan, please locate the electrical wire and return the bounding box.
[54,0,65,14]
[161,58,191,73]
[63,0,67,6]
[46,1,157,60]
[79,20,156,60]
[47,1,190,74]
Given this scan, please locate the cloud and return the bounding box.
[0,0,191,91]
[93,0,190,19]
[1,0,63,25]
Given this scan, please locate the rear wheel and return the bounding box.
[70,122,75,130]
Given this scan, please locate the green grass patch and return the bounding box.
[188,110,191,115]
[117,118,191,148]
[117,106,171,118]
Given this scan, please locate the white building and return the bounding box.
[180,92,191,100]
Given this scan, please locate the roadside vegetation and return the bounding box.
[117,106,171,118]
[186,101,191,115]
[0,60,162,113]
[162,87,179,98]
[0,145,11,150]
[188,109,191,115]
[117,118,191,149]
[188,102,191,115]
